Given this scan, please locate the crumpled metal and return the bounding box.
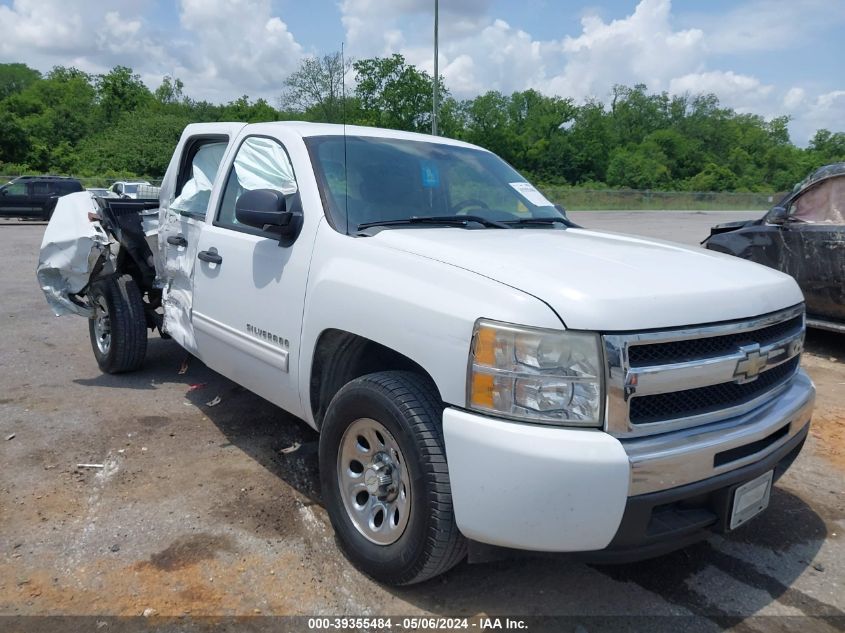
[35,192,110,317]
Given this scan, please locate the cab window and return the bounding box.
[216,136,297,231]
[789,176,845,224]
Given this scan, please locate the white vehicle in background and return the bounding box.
[37,122,814,585]
[110,180,160,200]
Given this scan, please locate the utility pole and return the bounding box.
[432,0,439,136]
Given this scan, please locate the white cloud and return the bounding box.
[669,71,773,109]
[548,0,705,100]
[782,89,845,143]
[0,0,303,102]
[693,0,845,53]
[338,0,844,144]
[783,87,806,110]
[176,0,304,101]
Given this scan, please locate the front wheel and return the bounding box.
[319,371,466,585]
[87,274,148,373]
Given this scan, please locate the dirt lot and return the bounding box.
[1,211,844,631]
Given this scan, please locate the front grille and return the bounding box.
[628,315,803,367]
[629,357,800,425]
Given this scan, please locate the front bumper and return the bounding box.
[442,370,814,553]
[590,421,808,562]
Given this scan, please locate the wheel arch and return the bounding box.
[308,329,440,430]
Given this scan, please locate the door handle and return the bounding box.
[166,234,187,247]
[197,250,222,264]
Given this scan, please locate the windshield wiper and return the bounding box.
[504,217,572,227]
[358,215,511,231]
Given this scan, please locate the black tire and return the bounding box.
[319,371,466,585]
[87,274,148,374]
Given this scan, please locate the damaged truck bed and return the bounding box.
[704,162,845,333]
[36,192,161,325]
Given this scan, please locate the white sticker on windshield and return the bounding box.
[509,182,553,207]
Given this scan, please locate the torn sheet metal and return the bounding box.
[36,192,110,317]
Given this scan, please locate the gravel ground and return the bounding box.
[1,212,843,632]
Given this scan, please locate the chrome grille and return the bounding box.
[629,357,800,424]
[628,315,803,367]
[603,305,805,437]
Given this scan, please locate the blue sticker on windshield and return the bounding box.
[420,161,440,188]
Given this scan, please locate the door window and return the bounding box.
[216,136,297,231]
[32,182,52,195]
[789,176,845,224]
[4,182,26,195]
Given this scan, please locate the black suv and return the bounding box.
[0,176,84,220]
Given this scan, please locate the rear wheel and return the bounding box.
[319,371,466,585]
[87,274,148,373]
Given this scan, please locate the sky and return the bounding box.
[1,0,843,144]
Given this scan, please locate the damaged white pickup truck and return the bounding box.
[37,122,815,585]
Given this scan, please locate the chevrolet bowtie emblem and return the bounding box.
[734,344,768,383]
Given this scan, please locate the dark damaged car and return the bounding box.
[704,163,845,333]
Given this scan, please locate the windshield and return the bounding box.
[305,135,563,233]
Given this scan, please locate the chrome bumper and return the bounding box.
[621,370,815,495]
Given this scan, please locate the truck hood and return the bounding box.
[372,227,803,331]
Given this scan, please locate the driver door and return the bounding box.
[190,135,311,416]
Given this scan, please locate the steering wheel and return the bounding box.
[451,198,490,215]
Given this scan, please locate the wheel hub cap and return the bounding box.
[337,418,411,545]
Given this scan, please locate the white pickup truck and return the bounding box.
[37,122,815,585]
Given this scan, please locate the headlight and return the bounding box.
[467,319,604,426]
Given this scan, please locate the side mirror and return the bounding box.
[235,188,303,246]
[554,203,569,219]
[767,206,788,225]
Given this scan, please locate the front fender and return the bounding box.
[299,223,563,425]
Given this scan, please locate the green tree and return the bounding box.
[606,147,671,189]
[0,63,41,100]
[281,52,351,123]
[353,54,444,133]
[0,111,30,164]
[97,66,152,123]
[154,75,185,105]
[687,163,738,191]
[808,129,845,163]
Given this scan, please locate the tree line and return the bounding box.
[1,56,843,191]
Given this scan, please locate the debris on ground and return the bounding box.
[177,358,189,375]
[280,442,301,455]
[109,544,120,552]
[6,433,15,441]
[205,395,222,407]
[76,463,104,469]
[142,608,157,617]
[187,382,207,392]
